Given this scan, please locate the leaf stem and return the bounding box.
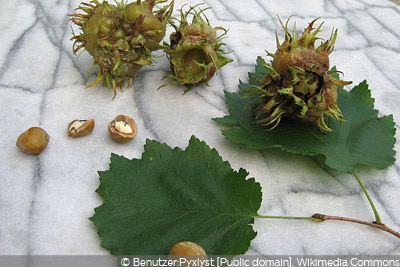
[255,213,400,239]
[312,213,400,239]
[353,172,382,223]
[254,214,323,222]
[254,173,400,239]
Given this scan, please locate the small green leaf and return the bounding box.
[90,136,262,255]
[214,57,396,173]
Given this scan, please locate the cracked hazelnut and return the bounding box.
[16,127,50,155]
[68,119,95,137]
[108,115,138,143]
[169,241,206,256]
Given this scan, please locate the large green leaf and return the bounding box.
[90,136,262,255]
[214,56,396,173]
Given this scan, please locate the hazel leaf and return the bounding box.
[90,136,262,255]
[214,56,396,173]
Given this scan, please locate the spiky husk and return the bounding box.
[248,18,351,132]
[162,4,232,90]
[70,0,174,98]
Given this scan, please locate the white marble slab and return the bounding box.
[1,0,400,255]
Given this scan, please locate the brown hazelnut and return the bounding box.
[108,114,138,143]
[169,241,207,256]
[16,127,50,155]
[68,119,95,137]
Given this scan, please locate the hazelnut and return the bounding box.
[68,119,95,137]
[169,241,207,256]
[108,114,138,143]
[16,127,50,155]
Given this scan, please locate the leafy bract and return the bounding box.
[90,136,262,255]
[214,56,396,173]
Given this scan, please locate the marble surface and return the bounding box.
[1,0,400,256]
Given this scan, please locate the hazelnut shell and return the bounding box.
[16,127,50,155]
[68,119,95,138]
[169,241,206,256]
[108,114,138,143]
